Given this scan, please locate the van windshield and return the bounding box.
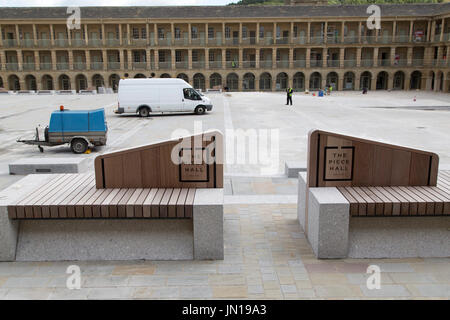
[183,88,201,100]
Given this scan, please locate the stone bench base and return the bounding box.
[9,157,90,175]
[0,175,223,261]
[298,172,450,259]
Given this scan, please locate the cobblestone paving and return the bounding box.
[0,203,448,300]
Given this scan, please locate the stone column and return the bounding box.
[205,23,208,46]
[128,50,133,70]
[409,20,414,42]
[85,50,91,70]
[272,48,277,69]
[102,50,107,70]
[273,22,277,44]
[16,25,21,46]
[146,49,151,70]
[405,72,411,91]
[305,73,310,91]
[0,25,3,47]
[119,24,123,46]
[322,48,327,68]
[205,48,209,70]
[127,24,130,45]
[373,47,379,67]
[119,50,124,69]
[426,20,431,42]
[323,22,328,44]
[146,23,150,45]
[307,22,311,44]
[355,73,361,90]
[290,22,294,44]
[358,21,362,43]
[392,20,396,42]
[84,24,89,46]
[239,48,243,68]
[390,47,396,66]
[271,75,276,92]
[68,50,73,71]
[171,23,175,45]
[407,47,413,66]
[188,23,192,45]
[341,22,345,43]
[430,20,436,42]
[32,24,38,46]
[0,51,6,71]
[289,48,294,69]
[256,49,260,69]
[221,49,226,69]
[256,22,260,44]
[370,76,377,91]
[339,48,345,68]
[154,50,159,70]
[239,22,242,44]
[222,23,226,45]
[356,47,361,67]
[171,49,176,70]
[102,24,106,46]
[34,51,40,71]
[50,50,56,71]
[306,48,311,68]
[188,49,192,70]
[154,24,158,46]
[67,26,72,47]
[440,18,445,42]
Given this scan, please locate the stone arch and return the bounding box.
[134,73,146,78]
[25,74,37,91]
[410,70,422,90]
[92,74,104,89]
[326,72,339,90]
[393,71,405,90]
[41,74,54,90]
[109,74,120,92]
[343,72,355,90]
[0,76,4,88]
[429,71,435,91]
[8,75,20,91]
[276,72,288,91]
[210,73,222,88]
[243,73,255,91]
[75,74,88,92]
[58,74,71,90]
[193,73,206,91]
[226,73,239,91]
[309,72,322,90]
[376,71,389,90]
[293,72,305,91]
[160,73,171,78]
[177,73,189,83]
[259,72,272,91]
[437,71,444,91]
[360,71,372,90]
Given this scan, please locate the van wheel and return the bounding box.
[71,139,88,154]
[138,107,150,117]
[195,106,206,115]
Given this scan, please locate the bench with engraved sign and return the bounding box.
[297,130,450,259]
[0,131,224,262]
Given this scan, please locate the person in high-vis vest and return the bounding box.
[286,87,293,105]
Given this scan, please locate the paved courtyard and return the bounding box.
[0,91,449,299]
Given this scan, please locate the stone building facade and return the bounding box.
[0,4,449,92]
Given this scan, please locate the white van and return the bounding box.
[116,78,213,117]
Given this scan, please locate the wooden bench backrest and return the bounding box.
[307,130,439,188]
[95,130,223,189]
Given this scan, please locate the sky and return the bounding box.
[0,0,232,6]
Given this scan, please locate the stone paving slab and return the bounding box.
[0,203,448,300]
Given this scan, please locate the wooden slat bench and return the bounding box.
[337,171,450,216]
[0,131,224,262]
[298,130,450,259]
[7,174,197,219]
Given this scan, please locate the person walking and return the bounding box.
[286,87,293,106]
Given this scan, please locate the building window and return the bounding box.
[209,51,215,61]
[175,28,181,39]
[208,27,214,39]
[242,26,247,39]
[132,28,139,39]
[158,28,164,39]
[142,27,147,39]
[276,50,280,61]
[192,50,198,62]
[176,50,182,62]
[159,51,165,62]
[276,26,281,39]
[293,25,298,38]
[293,50,297,60]
[133,51,140,62]
[191,26,198,39]
[259,26,264,38]
[226,50,231,61]
[225,26,231,39]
